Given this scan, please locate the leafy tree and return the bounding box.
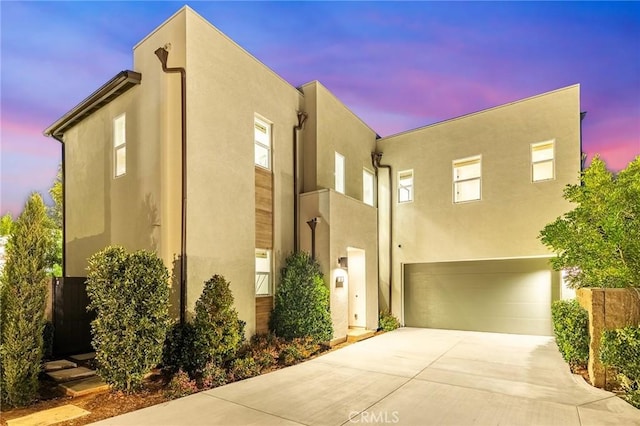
[47,165,63,277]
[0,213,13,236]
[270,252,333,342]
[86,246,170,392]
[540,156,640,288]
[0,193,51,407]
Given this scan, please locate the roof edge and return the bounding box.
[44,70,142,141]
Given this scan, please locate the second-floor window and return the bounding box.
[254,117,271,169]
[398,170,413,203]
[335,152,345,194]
[114,114,126,177]
[453,156,481,203]
[531,140,555,182]
[363,169,374,206]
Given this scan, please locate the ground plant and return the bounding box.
[86,246,170,392]
[270,252,333,342]
[550,299,589,369]
[379,310,400,331]
[0,194,52,407]
[600,325,640,408]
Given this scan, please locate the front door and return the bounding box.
[347,247,366,328]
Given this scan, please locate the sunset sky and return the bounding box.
[1,1,639,216]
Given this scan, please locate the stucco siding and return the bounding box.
[376,85,581,316]
[182,9,302,334]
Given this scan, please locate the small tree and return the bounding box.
[270,252,333,342]
[540,156,640,288]
[86,246,170,392]
[0,193,51,407]
[47,165,63,277]
[0,213,13,236]
[192,275,243,370]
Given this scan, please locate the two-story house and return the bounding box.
[45,6,580,346]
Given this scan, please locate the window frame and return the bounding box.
[531,140,555,182]
[335,152,345,194]
[398,169,414,203]
[363,168,375,206]
[453,155,481,203]
[254,116,272,170]
[255,248,272,296]
[113,113,126,178]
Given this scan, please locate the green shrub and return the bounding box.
[270,252,333,342]
[165,370,198,399]
[228,357,259,381]
[600,326,640,408]
[162,322,197,374]
[551,299,589,369]
[379,310,400,332]
[0,193,52,407]
[200,362,227,389]
[192,275,243,372]
[280,344,304,366]
[86,246,170,392]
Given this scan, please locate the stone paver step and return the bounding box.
[5,404,90,426]
[59,375,110,397]
[69,352,96,362]
[46,366,96,383]
[43,359,77,372]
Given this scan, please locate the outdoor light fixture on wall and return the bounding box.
[337,256,348,269]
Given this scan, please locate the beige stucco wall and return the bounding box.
[376,85,582,317]
[179,8,303,335]
[300,81,378,199]
[300,190,378,340]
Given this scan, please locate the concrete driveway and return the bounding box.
[93,328,639,425]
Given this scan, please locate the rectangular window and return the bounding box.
[398,170,413,203]
[363,169,374,206]
[531,140,555,182]
[254,117,271,170]
[114,114,126,177]
[255,249,271,296]
[453,156,481,203]
[335,152,345,194]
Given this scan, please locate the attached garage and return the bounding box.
[404,258,560,336]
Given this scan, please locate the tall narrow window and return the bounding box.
[114,114,126,177]
[255,249,271,296]
[398,170,413,203]
[335,152,345,194]
[254,117,271,169]
[531,140,555,182]
[453,156,481,203]
[363,169,374,206]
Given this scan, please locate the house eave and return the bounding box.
[43,70,142,142]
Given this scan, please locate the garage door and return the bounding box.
[404,258,557,336]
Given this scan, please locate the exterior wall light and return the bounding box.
[338,256,348,269]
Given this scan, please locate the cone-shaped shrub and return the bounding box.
[86,246,169,392]
[192,275,243,370]
[270,252,332,342]
[0,193,51,407]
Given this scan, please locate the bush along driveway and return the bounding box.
[92,328,640,426]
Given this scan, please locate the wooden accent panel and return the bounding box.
[255,296,273,335]
[255,167,273,249]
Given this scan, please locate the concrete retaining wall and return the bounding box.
[576,288,640,388]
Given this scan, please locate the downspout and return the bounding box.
[371,152,393,314]
[154,46,187,326]
[580,111,587,171]
[293,112,308,252]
